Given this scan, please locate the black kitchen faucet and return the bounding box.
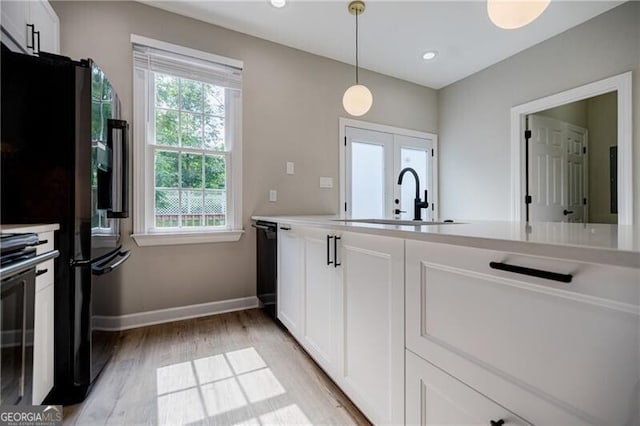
[397,167,429,221]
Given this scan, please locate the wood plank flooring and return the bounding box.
[64,309,370,426]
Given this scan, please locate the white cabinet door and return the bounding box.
[277,224,303,338]
[406,350,529,426]
[299,226,340,374]
[33,283,54,404]
[338,232,404,425]
[27,0,59,54]
[1,1,29,53]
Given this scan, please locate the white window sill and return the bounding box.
[131,230,244,247]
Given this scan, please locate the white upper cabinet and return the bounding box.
[1,0,59,55]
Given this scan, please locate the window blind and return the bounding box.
[133,44,242,91]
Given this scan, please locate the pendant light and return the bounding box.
[487,0,550,30]
[343,0,373,116]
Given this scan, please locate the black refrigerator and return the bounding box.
[1,45,131,404]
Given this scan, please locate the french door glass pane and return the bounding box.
[400,147,428,219]
[351,141,385,219]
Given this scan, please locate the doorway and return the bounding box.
[339,119,438,221]
[510,72,633,224]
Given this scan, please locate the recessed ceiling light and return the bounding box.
[270,0,286,8]
[422,51,437,61]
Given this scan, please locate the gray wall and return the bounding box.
[51,1,438,316]
[537,100,588,129]
[438,1,640,221]
[587,92,618,224]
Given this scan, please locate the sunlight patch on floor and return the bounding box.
[156,346,310,425]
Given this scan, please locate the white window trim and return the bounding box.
[338,117,439,220]
[130,35,244,246]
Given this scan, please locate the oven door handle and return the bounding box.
[0,250,59,279]
[92,250,131,276]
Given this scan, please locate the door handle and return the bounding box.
[326,235,334,265]
[334,236,341,268]
[107,119,129,218]
[26,24,35,50]
[563,209,574,216]
[34,30,40,55]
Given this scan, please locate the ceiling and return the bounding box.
[140,1,623,89]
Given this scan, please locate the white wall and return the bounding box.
[438,1,640,222]
[51,1,438,316]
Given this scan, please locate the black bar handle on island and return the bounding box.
[489,261,572,283]
[334,236,341,268]
[327,235,334,265]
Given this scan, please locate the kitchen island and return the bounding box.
[251,215,639,425]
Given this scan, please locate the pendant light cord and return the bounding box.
[355,10,359,84]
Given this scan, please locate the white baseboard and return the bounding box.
[93,296,260,331]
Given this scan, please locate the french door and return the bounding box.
[344,126,434,221]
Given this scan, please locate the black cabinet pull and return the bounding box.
[490,420,505,426]
[394,209,406,215]
[280,226,291,231]
[334,236,341,268]
[327,235,334,265]
[490,261,572,283]
[563,209,574,216]
[34,30,40,54]
[29,240,48,247]
[26,24,35,50]
[36,268,48,277]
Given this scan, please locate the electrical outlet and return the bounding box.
[319,177,333,188]
[269,190,277,202]
[286,162,295,175]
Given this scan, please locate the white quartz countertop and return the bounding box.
[251,215,640,269]
[0,223,60,234]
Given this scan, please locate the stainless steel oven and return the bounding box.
[0,235,59,406]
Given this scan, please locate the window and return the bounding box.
[131,36,243,246]
[341,120,438,221]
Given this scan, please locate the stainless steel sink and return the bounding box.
[332,218,461,226]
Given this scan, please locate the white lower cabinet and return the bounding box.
[277,224,303,339]
[33,283,54,404]
[406,240,640,426]
[32,230,56,404]
[278,225,405,424]
[338,231,404,425]
[299,226,341,374]
[406,350,529,426]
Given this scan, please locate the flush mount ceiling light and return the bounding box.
[343,0,373,117]
[422,51,437,61]
[270,0,286,8]
[487,0,550,29]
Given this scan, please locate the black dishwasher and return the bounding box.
[255,221,277,319]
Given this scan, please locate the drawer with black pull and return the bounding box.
[405,239,639,426]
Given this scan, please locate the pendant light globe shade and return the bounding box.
[487,0,550,29]
[343,84,373,116]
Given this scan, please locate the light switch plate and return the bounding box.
[269,190,277,202]
[319,177,333,188]
[286,162,295,175]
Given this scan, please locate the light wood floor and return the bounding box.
[64,309,370,426]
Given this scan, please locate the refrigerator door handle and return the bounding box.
[106,119,129,218]
[92,250,131,276]
[70,246,122,267]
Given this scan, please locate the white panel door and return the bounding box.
[277,224,303,339]
[529,115,567,222]
[300,227,340,374]
[566,126,588,223]
[345,126,394,219]
[406,350,529,426]
[338,232,404,425]
[394,135,433,221]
